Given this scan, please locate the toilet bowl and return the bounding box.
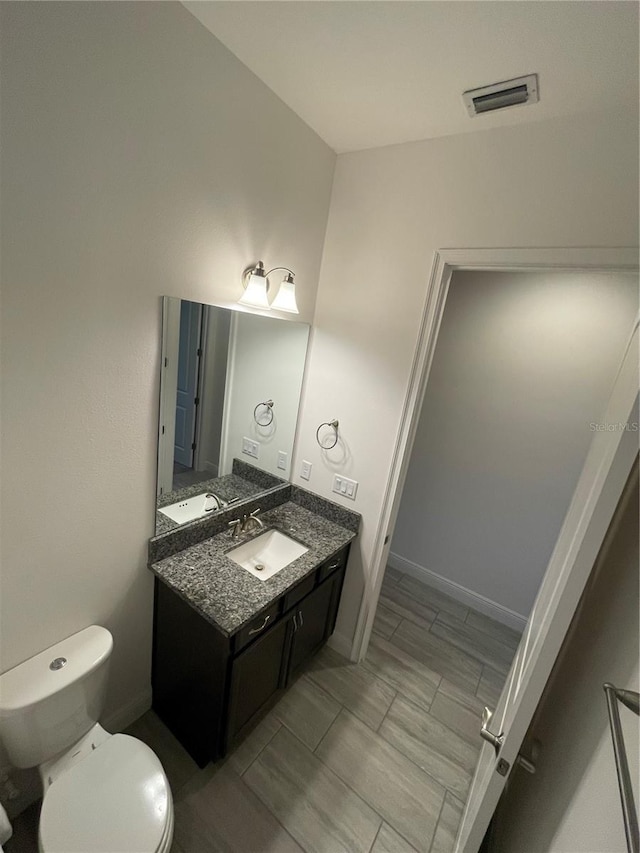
[38,727,173,853]
[0,626,173,853]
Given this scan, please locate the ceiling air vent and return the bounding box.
[463,74,539,117]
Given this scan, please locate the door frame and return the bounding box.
[351,246,639,662]
[157,297,181,497]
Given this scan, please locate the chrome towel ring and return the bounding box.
[254,399,274,425]
[316,419,339,450]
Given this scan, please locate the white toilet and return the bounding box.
[0,625,173,853]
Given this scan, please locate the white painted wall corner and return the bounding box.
[387,552,528,633]
[104,689,152,735]
[326,630,355,661]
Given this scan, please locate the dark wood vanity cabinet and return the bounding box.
[152,544,349,767]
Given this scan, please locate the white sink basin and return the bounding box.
[228,530,308,581]
[158,492,220,525]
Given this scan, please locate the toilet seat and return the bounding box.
[39,734,172,853]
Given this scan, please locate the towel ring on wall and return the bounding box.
[316,419,339,450]
[254,399,274,426]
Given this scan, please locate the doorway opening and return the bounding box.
[350,248,638,849]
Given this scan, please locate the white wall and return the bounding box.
[390,270,637,619]
[0,2,335,726]
[220,313,309,478]
[491,466,639,853]
[292,107,639,651]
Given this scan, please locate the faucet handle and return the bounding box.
[249,508,261,518]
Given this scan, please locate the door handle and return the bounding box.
[480,706,504,755]
[248,614,271,636]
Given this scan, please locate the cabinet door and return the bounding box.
[226,617,290,748]
[288,576,336,678]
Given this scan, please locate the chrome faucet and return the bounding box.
[205,492,227,512]
[228,508,264,538]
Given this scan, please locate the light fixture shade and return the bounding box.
[271,276,299,314]
[239,269,270,310]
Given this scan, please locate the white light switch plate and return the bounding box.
[277,451,288,471]
[333,474,358,500]
[300,460,312,481]
[242,437,259,459]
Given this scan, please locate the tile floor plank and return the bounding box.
[430,618,514,675]
[378,695,477,800]
[383,565,404,585]
[430,792,465,853]
[396,577,469,621]
[392,619,482,692]
[379,585,438,630]
[465,610,523,650]
[429,680,485,749]
[371,822,419,853]
[270,675,342,750]
[475,665,506,708]
[306,646,397,731]
[317,710,445,852]
[227,712,281,776]
[373,602,403,639]
[361,632,441,713]
[176,763,303,853]
[245,726,382,853]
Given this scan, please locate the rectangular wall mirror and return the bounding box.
[155,297,310,535]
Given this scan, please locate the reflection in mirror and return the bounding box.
[156,297,310,535]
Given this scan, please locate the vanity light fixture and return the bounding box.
[239,261,299,314]
[270,271,299,314]
[239,261,270,310]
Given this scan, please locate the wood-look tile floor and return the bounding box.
[6,569,521,853]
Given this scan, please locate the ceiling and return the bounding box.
[184,1,638,154]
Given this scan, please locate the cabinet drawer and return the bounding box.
[282,572,316,612]
[318,547,349,582]
[234,601,281,653]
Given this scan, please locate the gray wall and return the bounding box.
[491,464,639,852]
[0,1,335,728]
[390,270,638,619]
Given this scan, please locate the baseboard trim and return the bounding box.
[326,630,355,661]
[387,552,528,633]
[103,688,152,733]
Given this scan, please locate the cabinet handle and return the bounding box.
[298,610,304,628]
[293,614,298,631]
[248,614,271,636]
[328,562,340,570]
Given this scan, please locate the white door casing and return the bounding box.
[157,297,181,497]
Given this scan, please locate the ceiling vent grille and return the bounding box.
[463,74,539,117]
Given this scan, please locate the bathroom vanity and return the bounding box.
[149,494,358,767]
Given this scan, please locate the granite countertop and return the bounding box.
[149,500,357,637]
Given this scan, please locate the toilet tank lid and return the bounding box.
[0,626,113,715]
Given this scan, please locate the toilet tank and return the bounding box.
[0,626,113,768]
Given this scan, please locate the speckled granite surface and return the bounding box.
[291,485,360,533]
[149,501,359,636]
[232,458,286,490]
